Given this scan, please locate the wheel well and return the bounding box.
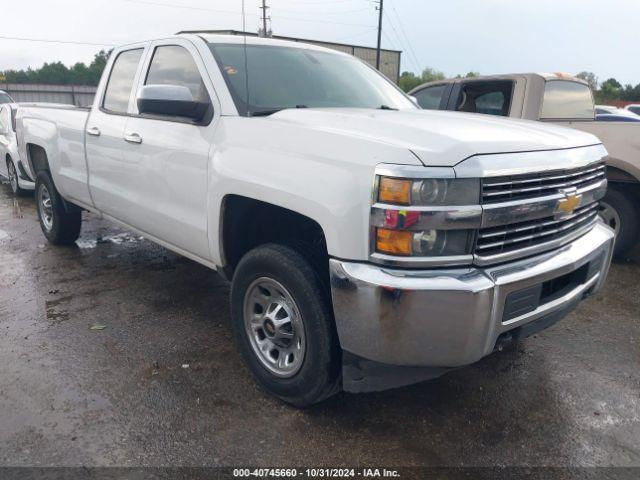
[606,167,640,202]
[221,195,329,284]
[27,144,50,175]
[606,166,639,185]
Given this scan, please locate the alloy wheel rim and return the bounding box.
[8,162,17,193]
[599,201,620,235]
[243,277,306,378]
[38,184,54,231]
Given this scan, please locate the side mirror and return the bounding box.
[137,85,209,122]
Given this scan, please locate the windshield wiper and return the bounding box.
[250,105,309,117]
[250,108,283,117]
[378,105,398,110]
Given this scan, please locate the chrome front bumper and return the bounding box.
[330,222,614,369]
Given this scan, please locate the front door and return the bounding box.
[118,40,218,261]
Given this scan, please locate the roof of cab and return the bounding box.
[414,72,589,90]
[180,32,349,56]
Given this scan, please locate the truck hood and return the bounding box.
[269,108,602,167]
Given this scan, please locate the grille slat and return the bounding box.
[476,205,598,253]
[476,161,606,263]
[478,203,598,240]
[482,163,605,204]
[483,164,605,189]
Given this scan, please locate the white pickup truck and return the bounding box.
[17,34,614,406]
[410,73,640,258]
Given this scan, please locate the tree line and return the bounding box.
[575,71,640,103]
[0,50,111,86]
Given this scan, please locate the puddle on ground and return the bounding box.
[45,295,73,325]
[76,232,143,249]
[12,198,23,218]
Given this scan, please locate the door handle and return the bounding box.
[124,132,142,144]
[86,126,101,136]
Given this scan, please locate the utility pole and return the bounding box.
[259,0,271,37]
[375,0,383,70]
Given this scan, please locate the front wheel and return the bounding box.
[36,171,82,245]
[599,186,639,260]
[230,244,341,407]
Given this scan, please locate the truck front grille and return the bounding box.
[475,201,599,259]
[481,162,606,204]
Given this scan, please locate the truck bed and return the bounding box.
[17,103,92,207]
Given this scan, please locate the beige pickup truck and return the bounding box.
[410,73,640,259]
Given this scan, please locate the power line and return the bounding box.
[121,0,375,27]
[380,30,396,50]
[0,35,114,47]
[382,12,419,73]
[277,7,371,15]
[335,27,378,43]
[122,0,242,15]
[287,0,355,4]
[387,0,422,73]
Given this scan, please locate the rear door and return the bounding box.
[117,38,220,260]
[86,44,148,217]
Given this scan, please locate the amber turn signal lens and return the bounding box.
[376,228,412,255]
[378,177,411,205]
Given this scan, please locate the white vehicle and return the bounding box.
[411,73,640,258]
[0,103,35,195]
[0,90,13,104]
[625,104,640,116]
[595,105,618,114]
[16,35,614,406]
[595,105,639,118]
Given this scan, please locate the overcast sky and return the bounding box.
[1,0,637,85]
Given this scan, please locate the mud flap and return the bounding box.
[342,351,453,393]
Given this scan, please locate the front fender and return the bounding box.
[207,118,423,266]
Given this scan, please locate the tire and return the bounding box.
[35,170,82,245]
[599,186,639,260]
[6,158,27,196]
[230,244,341,407]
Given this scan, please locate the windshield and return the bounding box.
[0,92,12,104]
[209,43,416,116]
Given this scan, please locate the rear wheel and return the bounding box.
[230,244,341,407]
[6,158,27,196]
[36,171,82,245]
[599,186,639,260]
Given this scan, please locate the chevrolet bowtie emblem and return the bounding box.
[556,189,581,216]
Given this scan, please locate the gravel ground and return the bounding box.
[0,182,638,468]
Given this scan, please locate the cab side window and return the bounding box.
[145,45,210,104]
[454,80,513,116]
[414,84,447,110]
[102,49,144,113]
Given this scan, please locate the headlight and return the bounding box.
[376,227,474,257]
[373,171,481,262]
[378,177,480,206]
